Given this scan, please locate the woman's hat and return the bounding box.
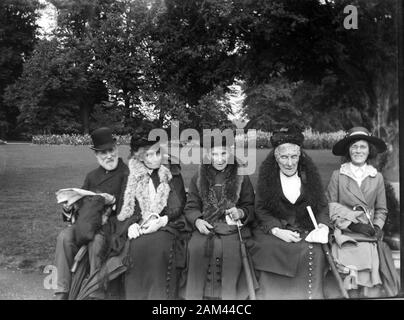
[270,124,305,148]
[90,127,116,151]
[200,131,234,149]
[332,126,387,156]
[130,126,159,151]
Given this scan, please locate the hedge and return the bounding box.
[32,129,346,150]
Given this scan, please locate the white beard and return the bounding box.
[97,156,118,171]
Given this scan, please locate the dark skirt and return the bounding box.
[182,230,250,300]
[124,230,177,300]
[252,229,328,300]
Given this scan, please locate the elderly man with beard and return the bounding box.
[54,127,129,300]
[251,125,332,299]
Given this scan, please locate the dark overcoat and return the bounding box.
[182,163,256,300]
[251,150,332,299]
[81,157,129,204]
[106,162,189,299]
[62,157,129,222]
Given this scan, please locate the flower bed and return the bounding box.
[236,129,345,149]
[32,134,132,146]
[32,129,346,150]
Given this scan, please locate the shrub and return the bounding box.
[235,129,345,149]
[32,129,346,150]
[32,134,131,146]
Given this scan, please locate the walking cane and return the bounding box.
[71,245,88,273]
[235,220,257,300]
[306,206,349,299]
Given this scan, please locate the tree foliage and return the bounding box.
[0,0,41,139]
[239,0,397,138]
[2,0,399,147]
[4,37,108,135]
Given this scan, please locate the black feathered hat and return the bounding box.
[270,124,305,148]
[130,126,160,152]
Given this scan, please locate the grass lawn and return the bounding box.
[0,144,339,269]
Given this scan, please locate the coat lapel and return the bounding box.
[359,176,376,205]
[339,163,378,207]
[344,174,367,205]
[94,159,125,187]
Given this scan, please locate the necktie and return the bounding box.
[150,169,160,190]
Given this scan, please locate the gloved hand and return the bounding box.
[225,214,238,226]
[271,228,302,243]
[305,224,329,244]
[195,219,214,235]
[142,215,168,234]
[374,225,383,240]
[62,202,74,212]
[225,207,244,221]
[128,223,142,239]
[348,222,375,237]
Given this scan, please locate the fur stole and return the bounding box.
[117,158,172,222]
[196,163,244,222]
[256,150,327,227]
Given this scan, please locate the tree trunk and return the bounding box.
[124,92,131,127]
[80,103,90,134]
[375,89,399,182]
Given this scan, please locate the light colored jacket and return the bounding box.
[326,163,387,236]
[326,163,387,289]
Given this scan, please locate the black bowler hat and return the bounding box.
[332,126,387,156]
[90,127,116,151]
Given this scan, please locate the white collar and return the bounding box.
[350,162,366,174]
[280,171,299,180]
[340,162,377,179]
[279,171,301,204]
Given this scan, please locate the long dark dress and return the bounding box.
[107,164,189,300]
[251,150,332,300]
[253,228,327,299]
[182,164,256,300]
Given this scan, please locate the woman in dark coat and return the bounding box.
[108,129,188,300]
[252,125,332,299]
[182,135,255,300]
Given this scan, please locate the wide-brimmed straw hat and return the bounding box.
[332,126,387,156]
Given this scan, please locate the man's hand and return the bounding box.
[225,207,244,221]
[128,223,142,239]
[271,228,302,243]
[62,203,73,212]
[195,218,213,235]
[142,216,168,234]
